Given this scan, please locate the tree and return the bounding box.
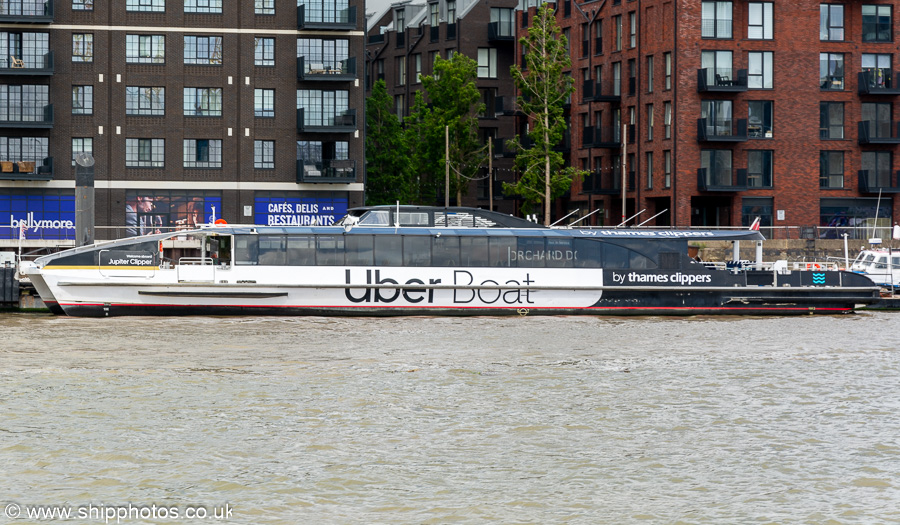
[505,4,585,225]
[365,79,416,205]
[407,53,486,205]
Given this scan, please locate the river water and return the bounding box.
[1,312,899,524]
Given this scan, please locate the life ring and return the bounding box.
[805,262,822,270]
[214,219,228,226]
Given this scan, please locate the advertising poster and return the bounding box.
[125,191,222,237]
[254,195,348,226]
[1,190,75,240]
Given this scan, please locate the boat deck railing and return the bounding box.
[701,260,842,272]
[178,256,215,266]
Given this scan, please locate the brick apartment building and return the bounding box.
[366,0,521,215]
[1,0,366,253]
[520,0,900,231]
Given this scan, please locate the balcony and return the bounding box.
[367,33,385,45]
[858,170,900,193]
[697,68,748,92]
[0,51,53,75]
[488,21,515,42]
[553,129,571,153]
[697,167,748,192]
[0,103,53,128]
[297,108,356,133]
[697,118,748,142]
[494,96,518,116]
[581,80,621,103]
[296,158,356,183]
[395,31,405,48]
[297,56,357,82]
[581,170,622,195]
[858,70,900,95]
[494,138,516,158]
[430,26,439,42]
[0,156,52,181]
[0,0,53,22]
[858,121,900,145]
[582,125,633,149]
[297,3,356,30]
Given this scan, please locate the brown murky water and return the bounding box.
[1,313,899,524]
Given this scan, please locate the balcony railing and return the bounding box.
[0,0,53,22]
[447,23,456,40]
[395,31,405,48]
[582,125,633,148]
[297,3,356,30]
[0,156,52,180]
[297,108,357,133]
[297,56,357,81]
[697,68,748,92]
[430,26,439,42]
[0,103,53,128]
[697,167,748,192]
[581,80,621,103]
[367,33,385,45]
[858,70,900,95]
[581,170,621,195]
[488,21,515,41]
[697,118,748,142]
[858,120,900,144]
[0,51,53,75]
[296,158,356,183]
[858,169,900,194]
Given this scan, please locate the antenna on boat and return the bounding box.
[569,208,602,227]
[550,209,580,227]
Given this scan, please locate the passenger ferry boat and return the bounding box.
[21,206,879,317]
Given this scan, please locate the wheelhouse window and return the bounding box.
[819,151,844,188]
[819,102,843,139]
[748,51,773,89]
[255,37,274,67]
[184,88,222,117]
[126,0,164,11]
[183,139,222,168]
[747,150,773,187]
[820,4,844,40]
[748,2,773,39]
[125,138,164,168]
[701,1,732,39]
[254,89,275,117]
[126,35,165,64]
[184,36,223,65]
[254,140,274,169]
[72,33,93,62]
[185,0,222,13]
[72,85,92,115]
[862,4,891,42]
[820,53,844,90]
[748,100,773,138]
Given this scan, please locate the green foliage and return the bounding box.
[364,80,415,205]
[504,5,586,224]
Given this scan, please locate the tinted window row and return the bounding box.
[233,234,659,269]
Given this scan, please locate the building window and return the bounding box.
[126,0,164,11]
[748,2,773,39]
[254,89,275,117]
[255,37,274,67]
[0,84,49,123]
[183,139,222,168]
[72,85,92,115]
[480,88,496,118]
[72,138,92,166]
[478,48,498,78]
[664,52,672,90]
[185,0,222,13]
[646,151,653,189]
[125,35,165,64]
[862,53,892,89]
[820,4,844,41]
[647,55,654,93]
[862,151,892,187]
[594,19,602,55]
[184,87,222,117]
[184,36,222,65]
[298,38,349,74]
[255,0,274,15]
[297,89,350,127]
[581,23,589,57]
[664,101,672,139]
[701,1,732,39]
[73,0,93,11]
[748,51,773,89]
[614,15,622,51]
[396,57,406,85]
[701,50,733,86]
[394,94,404,118]
[747,150,773,187]
[748,100,773,138]
[819,151,844,188]
[254,140,274,169]
[862,4,891,42]
[819,102,843,139]
[125,138,164,168]
[72,33,93,62]
[701,100,733,137]
[701,149,732,186]
[664,150,671,187]
[447,0,456,22]
[820,52,844,90]
[861,102,892,139]
[413,53,422,83]
[629,12,636,48]
[647,103,654,140]
[126,86,165,116]
[612,61,621,96]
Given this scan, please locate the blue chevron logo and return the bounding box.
[812,273,826,284]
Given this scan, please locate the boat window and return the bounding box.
[403,236,432,267]
[317,235,344,265]
[374,235,402,266]
[605,243,630,269]
[287,235,316,265]
[258,235,287,266]
[546,237,574,268]
[864,254,876,263]
[398,212,430,226]
[233,235,258,265]
[460,237,490,266]
[875,256,888,269]
[345,234,374,265]
[489,237,516,267]
[359,210,390,226]
[433,236,460,266]
[573,238,602,268]
[516,237,547,268]
[893,256,900,266]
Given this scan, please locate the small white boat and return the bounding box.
[850,248,900,289]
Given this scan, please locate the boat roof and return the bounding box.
[340,205,542,229]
